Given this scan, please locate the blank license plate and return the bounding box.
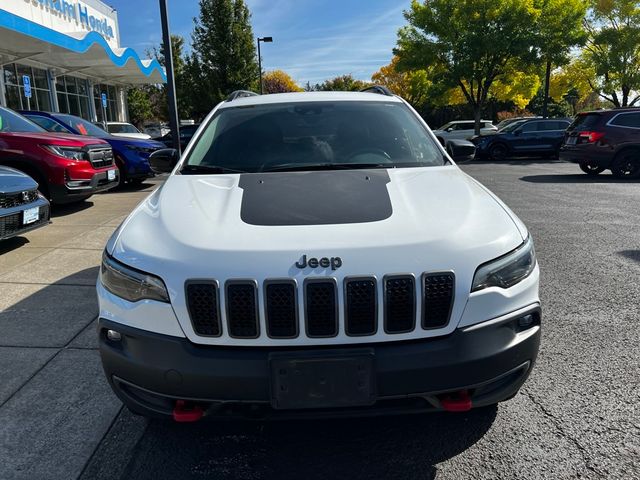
[23,207,39,225]
[270,353,376,410]
[107,169,117,181]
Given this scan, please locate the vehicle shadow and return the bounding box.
[0,236,30,255]
[51,200,94,218]
[618,250,640,263]
[123,407,498,480]
[520,174,640,184]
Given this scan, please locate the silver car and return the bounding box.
[0,166,50,241]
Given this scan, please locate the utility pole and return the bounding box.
[159,0,181,154]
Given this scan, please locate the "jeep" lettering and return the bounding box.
[295,255,342,270]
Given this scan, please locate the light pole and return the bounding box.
[159,0,181,154]
[257,36,273,94]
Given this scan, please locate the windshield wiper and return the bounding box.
[181,164,247,175]
[263,162,392,173]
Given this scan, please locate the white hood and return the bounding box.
[110,166,524,288]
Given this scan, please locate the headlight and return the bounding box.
[100,252,169,303]
[42,145,86,161]
[471,236,536,292]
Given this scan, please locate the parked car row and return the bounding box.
[0,106,170,242]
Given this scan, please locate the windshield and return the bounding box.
[0,107,46,133]
[500,120,527,132]
[108,123,140,134]
[54,114,109,137]
[183,101,445,173]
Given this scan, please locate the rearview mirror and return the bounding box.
[149,148,179,173]
[446,139,476,163]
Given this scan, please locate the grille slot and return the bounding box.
[384,276,416,333]
[185,282,221,336]
[265,282,298,338]
[0,205,50,239]
[226,282,259,338]
[422,272,455,329]
[345,278,377,336]
[305,281,338,337]
[0,189,39,209]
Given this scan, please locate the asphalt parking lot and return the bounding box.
[1,161,638,480]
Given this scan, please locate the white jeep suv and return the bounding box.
[97,88,540,421]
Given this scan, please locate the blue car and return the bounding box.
[473,117,572,161]
[20,111,164,184]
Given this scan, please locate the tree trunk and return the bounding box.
[474,107,482,136]
[542,59,551,119]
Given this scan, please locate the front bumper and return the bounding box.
[99,306,541,419]
[50,169,119,203]
[0,197,50,240]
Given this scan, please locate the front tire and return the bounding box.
[579,162,605,175]
[611,149,640,179]
[489,143,508,161]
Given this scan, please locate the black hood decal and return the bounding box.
[239,170,392,226]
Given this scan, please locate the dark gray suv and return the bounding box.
[560,108,640,178]
[0,166,50,241]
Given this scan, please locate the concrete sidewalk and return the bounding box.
[0,181,159,480]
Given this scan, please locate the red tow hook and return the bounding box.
[439,390,472,412]
[172,400,203,422]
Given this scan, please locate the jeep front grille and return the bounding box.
[345,278,377,336]
[422,272,455,329]
[305,280,338,337]
[185,272,455,342]
[186,282,221,336]
[384,276,416,333]
[226,282,259,338]
[265,281,298,338]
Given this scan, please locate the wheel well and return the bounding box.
[614,146,640,160]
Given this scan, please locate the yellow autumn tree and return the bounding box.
[262,70,303,94]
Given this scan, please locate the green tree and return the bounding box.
[154,34,192,120]
[371,56,433,107]
[395,0,541,135]
[535,0,588,117]
[315,75,370,92]
[126,87,153,127]
[190,0,259,117]
[583,0,640,107]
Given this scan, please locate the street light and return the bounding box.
[257,36,273,94]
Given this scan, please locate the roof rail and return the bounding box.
[360,85,394,96]
[226,90,259,102]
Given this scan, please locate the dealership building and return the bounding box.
[0,0,165,123]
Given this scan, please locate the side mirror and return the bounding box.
[446,127,454,132]
[446,139,476,163]
[513,128,522,136]
[149,148,179,174]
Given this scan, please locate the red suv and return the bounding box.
[0,107,119,203]
[561,108,640,178]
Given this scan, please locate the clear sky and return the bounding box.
[109,0,408,85]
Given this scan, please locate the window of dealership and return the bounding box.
[0,0,165,122]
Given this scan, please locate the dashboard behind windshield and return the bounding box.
[183,101,445,173]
